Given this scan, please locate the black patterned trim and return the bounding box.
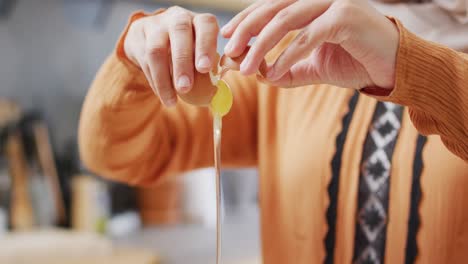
[324,92,359,264]
[405,135,427,264]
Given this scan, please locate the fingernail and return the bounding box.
[177,75,191,93]
[197,55,211,70]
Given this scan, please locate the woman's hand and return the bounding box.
[124,7,219,106]
[222,0,399,90]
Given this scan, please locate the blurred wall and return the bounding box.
[0,0,234,154]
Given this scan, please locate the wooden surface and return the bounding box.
[6,132,34,230]
[0,230,160,264]
[0,99,20,129]
[71,175,108,232]
[0,248,159,264]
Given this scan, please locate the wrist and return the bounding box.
[380,16,400,90]
[359,17,405,99]
[370,15,399,90]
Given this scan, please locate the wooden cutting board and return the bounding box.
[5,248,160,264]
[227,258,262,264]
[0,230,160,264]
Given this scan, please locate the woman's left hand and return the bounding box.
[221,0,400,90]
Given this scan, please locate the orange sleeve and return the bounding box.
[78,12,258,186]
[362,19,468,162]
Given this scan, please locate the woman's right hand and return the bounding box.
[124,7,220,107]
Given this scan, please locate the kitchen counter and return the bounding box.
[113,206,261,264]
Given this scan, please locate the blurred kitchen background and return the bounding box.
[0,0,260,263]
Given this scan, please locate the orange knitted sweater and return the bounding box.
[79,13,467,264]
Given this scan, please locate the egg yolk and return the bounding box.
[210,79,233,117]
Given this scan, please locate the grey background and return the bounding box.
[0,0,234,154]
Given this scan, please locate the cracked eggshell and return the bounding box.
[178,53,220,106]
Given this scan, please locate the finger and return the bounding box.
[267,10,336,81]
[140,60,156,92]
[169,12,194,94]
[240,0,330,75]
[145,30,177,107]
[124,19,146,66]
[193,13,219,73]
[144,61,178,107]
[268,60,321,88]
[224,0,295,58]
[221,0,263,38]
